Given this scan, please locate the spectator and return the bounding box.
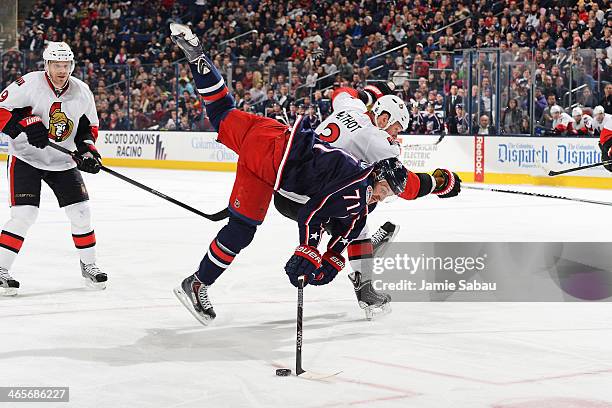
[476,115,495,135]
[421,103,444,134]
[502,99,524,134]
[302,106,321,130]
[601,84,612,114]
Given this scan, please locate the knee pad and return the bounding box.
[9,205,39,231]
[216,215,257,253]
[64,201,92,230]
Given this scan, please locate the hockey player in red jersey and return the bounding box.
[168,23,460,325]
[0,42,106,296]
[593,105,612,172]
[274,84,461,318]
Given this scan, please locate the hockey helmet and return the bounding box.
[593,105,605,119]
[43,42,75,75]
[550,105,562,118]
[372,95,410,131]
[572,107,583,118]
[372,157,408,195]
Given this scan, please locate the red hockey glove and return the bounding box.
[310,251,345,286]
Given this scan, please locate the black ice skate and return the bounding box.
[348,271,391,320]
[173,274,216,326]
[169,23,211,75]
[371,222,400,257]
[80,261,107,290]
[0,267,19,296]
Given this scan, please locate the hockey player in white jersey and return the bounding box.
[0,42,106,295]
[592,105,612,172]
[275,85,461,318]
[551,105,576,135]
[570,107,593,135]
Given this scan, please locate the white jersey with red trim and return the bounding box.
[571,114,593,134]
[592,113,612,144]
[552,112,576,133]
[314,89,401,163]
[0,71,99,171]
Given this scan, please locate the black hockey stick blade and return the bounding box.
[47,142,229,221]
[548,160,612,176]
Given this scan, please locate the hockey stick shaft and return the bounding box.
[47,142,229,221]
[464,185,612,206]
[548,160,612,176]
[296,275,305,376]
[402,133,445,148]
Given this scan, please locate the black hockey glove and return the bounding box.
[284,245,321,287]
[431,168,461,198]
[309,251,345,286]
[18,116,49,149]
[74,141,102,174]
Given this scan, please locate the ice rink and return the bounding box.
[1,166,612,408]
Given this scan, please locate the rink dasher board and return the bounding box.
[0,132,610,189]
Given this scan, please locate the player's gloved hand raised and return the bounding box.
[309,251,345,286]
[18,116,49,149]
[284,245,321,287]
[431,168,461,198]
[74,141,102,174]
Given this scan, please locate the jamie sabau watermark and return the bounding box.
[371,242,612,302]
[0,387,69,403]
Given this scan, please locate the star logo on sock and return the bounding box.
[310,232,319,241]
[340,238,350,246]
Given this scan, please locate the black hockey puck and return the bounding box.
[276,368,292,376]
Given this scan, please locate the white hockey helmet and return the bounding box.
[43,41,75,75]
[371,95,410,131]
[550,105,562,117]
[593,105,605,117]
[572,107,583,117]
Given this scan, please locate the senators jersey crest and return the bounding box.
[48,102,74,142]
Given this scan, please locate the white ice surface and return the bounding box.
[1,167,612,408]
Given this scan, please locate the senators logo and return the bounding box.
[48,102,74,142]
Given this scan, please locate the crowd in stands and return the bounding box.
[3,0,612,134]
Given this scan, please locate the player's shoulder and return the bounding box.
[69,75,93,93]
[11,71,44,87]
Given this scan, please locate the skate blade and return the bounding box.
[363,303,392,321]
[1,287,18,296]
[84,278,107,290]
[173,286,214,326]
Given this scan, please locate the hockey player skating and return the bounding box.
[592,105,612,172]
[168,23,460,325]
[0,42,106,295]
[274,84,461,318]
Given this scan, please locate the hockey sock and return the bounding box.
[190,56,235,131]
[64,202,96,264]
[348,238,374,281]
[0,206,38,270]
[196,216,256,285]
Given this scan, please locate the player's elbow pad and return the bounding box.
[399,172,434,200]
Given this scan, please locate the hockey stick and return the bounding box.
[464,185,612,207]
[296,275,305,376]
[547,160,612,176]
[401,133,445,148]
[47,142,229,221]
[294,275,342,380]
